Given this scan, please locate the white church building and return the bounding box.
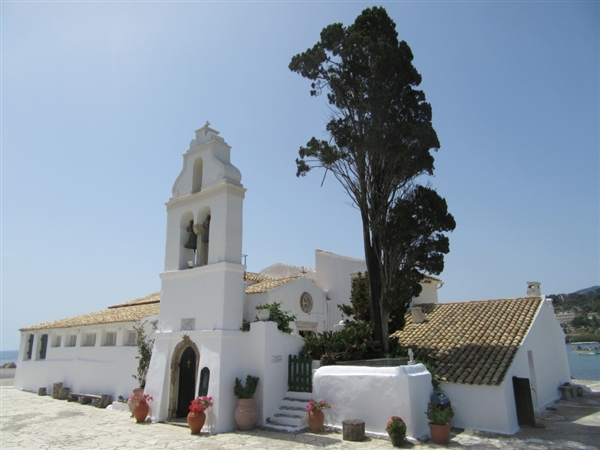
[15,124,570,438]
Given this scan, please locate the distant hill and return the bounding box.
[573,286,600,295]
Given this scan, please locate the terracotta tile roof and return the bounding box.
[20,301,160,331]
[108,292,161,309]
[244,272,271,283]
[391,297,543,386]
[245,276,301,294]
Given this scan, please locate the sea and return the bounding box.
[1,347,598,380]
[566,344,600,381]
[0,350,18,366]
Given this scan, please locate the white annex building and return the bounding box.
[15,125,571,438]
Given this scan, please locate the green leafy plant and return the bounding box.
[386,416,407,447]
[300,321,382,362]
[234,375,260,399]
[261,302,297,334]
[416,355,440,392]
[132,321,154,388]
[425,402,454,426]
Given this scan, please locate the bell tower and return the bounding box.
[159,122,246,331]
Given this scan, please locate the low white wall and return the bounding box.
[440,381,516,434]
[313,364,432,438]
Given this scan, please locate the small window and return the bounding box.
[52,335,62,348]
[125,331,137,346]
[39,334,49,359]
[198,367,210,397]
[66,335,77,347]
[103,332,116,347]
[26,334,34,360]
[82,333,96,347]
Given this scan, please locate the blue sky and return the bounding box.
[2,2,598,351]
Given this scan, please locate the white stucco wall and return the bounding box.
[314,250,367,330]
[159,262,245,332]
[506,297,570,412]
[245,277,327,333]
[413,278,440,305]
[144,321,303,433]
[440,381,516,434]
[313,364,432,438]
[14,319,157,400]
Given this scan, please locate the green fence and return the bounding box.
[288,355,313,392]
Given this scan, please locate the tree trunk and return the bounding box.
[380,309,390,354]
[362,214,383,348]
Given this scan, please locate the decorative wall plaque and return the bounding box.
[181,318,195,331]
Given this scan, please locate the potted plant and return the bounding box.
[133,394,153,423]
[386,416,407,447]
[255,304,270,321]
[187,395,213,434]
[305,399,331,432]
[426,401,454,444]
[233,375,260,430]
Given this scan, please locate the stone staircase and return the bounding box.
[264,390,312,432]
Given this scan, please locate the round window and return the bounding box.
[300,292,313,314]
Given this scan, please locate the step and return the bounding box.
[285,391,313,401]
[264,418,307,433]
[272,412,305,427]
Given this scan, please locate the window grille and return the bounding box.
[26,334,34,360]
[104,332,116,347]
[39,334,48,359]
[82,333,96,347]
[67,335,77,347]
[52,335,62,348]
[125,331,137,346]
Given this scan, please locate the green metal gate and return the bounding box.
[288,355,312,392]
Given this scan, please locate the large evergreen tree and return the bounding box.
[290,7,455,351]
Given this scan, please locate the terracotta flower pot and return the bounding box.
[128,388,144,414]
[386,416,406,447]
[234,398,259,431]
[307,409,325,432]
[429,422,452,444]
[187,410,206,434]
[134,401,150,423]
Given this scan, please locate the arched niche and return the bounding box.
[192,157,203,194]
[195,207,211,267]
[168,335,200,420]
[179,211,195,270]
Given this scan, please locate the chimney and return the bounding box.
[526,281,541,297]
[411,307,426,324]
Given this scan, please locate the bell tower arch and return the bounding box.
[159,122,246,332]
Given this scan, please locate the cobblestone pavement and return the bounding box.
[1,385,599,450]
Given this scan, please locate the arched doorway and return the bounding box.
[176,346,197,417]
[168,336,200,419]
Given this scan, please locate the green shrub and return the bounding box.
[132,321,154,389]
[386,416,407,447]
[425,402,454,426]
[255,302,297,334]
[234,375,260,399]
[300,321,382,362]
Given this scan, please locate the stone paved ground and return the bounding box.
[1,384,599,450]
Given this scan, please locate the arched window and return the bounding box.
[198,367,210,397]
[192,158,203,194]
[179,212,195,270]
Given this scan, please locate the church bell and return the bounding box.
[184,220,197,250]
